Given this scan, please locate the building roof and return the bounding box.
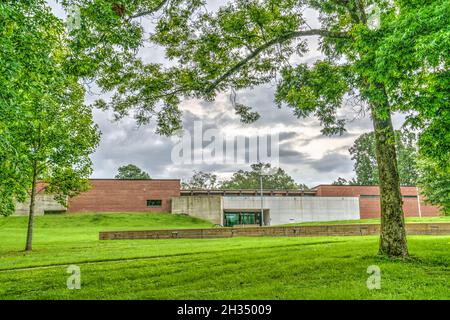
[180,189,316,196]
[311,184,418,190]
[88,178,181,181]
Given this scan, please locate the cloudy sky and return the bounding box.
[50,1,406,187]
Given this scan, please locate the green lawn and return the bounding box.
[283,216,450,226]
[0,213,449,299]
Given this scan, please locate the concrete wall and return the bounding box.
[68,179,180,213]
[15,194,67,216]
[223,196,360,225]
[315,185,442,218]
[171,195,223,225]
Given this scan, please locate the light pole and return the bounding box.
[260,174,264,226]
[416,186,422,218]
[259,166,276,226]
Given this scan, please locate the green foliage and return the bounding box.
[276,61,349,135]
[371,0,450,169]
[346,130,419,185]
[396,131,421,186]
[115,164,151,179]
[221,163,307,190]
[0,131,26,215]
[233,103,261,124]
[417,159,450,216]
[60,0,323,134]
[0,1,100,217]
[332,177,357,185]
[0,1,43,215]
[349,132,379,185]
[182,170,219,189]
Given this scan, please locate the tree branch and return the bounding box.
[129,0,170,19]
[205,29,350,93]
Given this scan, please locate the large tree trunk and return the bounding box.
[371,104,409,258]
[25,160,38,252]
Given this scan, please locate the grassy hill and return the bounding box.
[0,213,449,299]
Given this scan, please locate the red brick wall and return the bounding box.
[68,179,180,213]
[315,185,442,219]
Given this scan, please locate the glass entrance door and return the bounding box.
[241,212,255,225]
[224,213,240,227]
[224,212,261,226]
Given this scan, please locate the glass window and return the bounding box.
[224,212,261,226]
[241,213,255,225]
[147,199,162,207]
[224,213,239,227]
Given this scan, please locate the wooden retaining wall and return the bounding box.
[99,222,450,240]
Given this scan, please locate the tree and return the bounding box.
[349,132,379,185]
[115,164,151,179]
[332,177,357,186]
[396,132,420,186]
[221,163,307,190]
[62,0,449,257]
[0,1,100,251]
[348,131,419,186]
[182,171,220,189]
[416,159,450,216]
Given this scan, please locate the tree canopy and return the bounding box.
[332,177,357,186]
[182,164,307,190]
[182,170,220,189]
[221,163,307,190]
[369,0,449,171]
[115,164,151,179]
[60,0,447,151]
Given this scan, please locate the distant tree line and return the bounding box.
[333,130,450,215]
[333,130,419,186]
[182,163,309,191]
[115,164,151,180]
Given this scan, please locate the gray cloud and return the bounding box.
[278,131,299,142]
[307,153,353,173]
[88,78,388,186]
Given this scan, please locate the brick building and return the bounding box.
[313,185,441,219]
[13,180,442,226]
[68,179,180,213]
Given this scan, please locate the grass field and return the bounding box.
[0,213,449,299]
[283,216,450,226]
